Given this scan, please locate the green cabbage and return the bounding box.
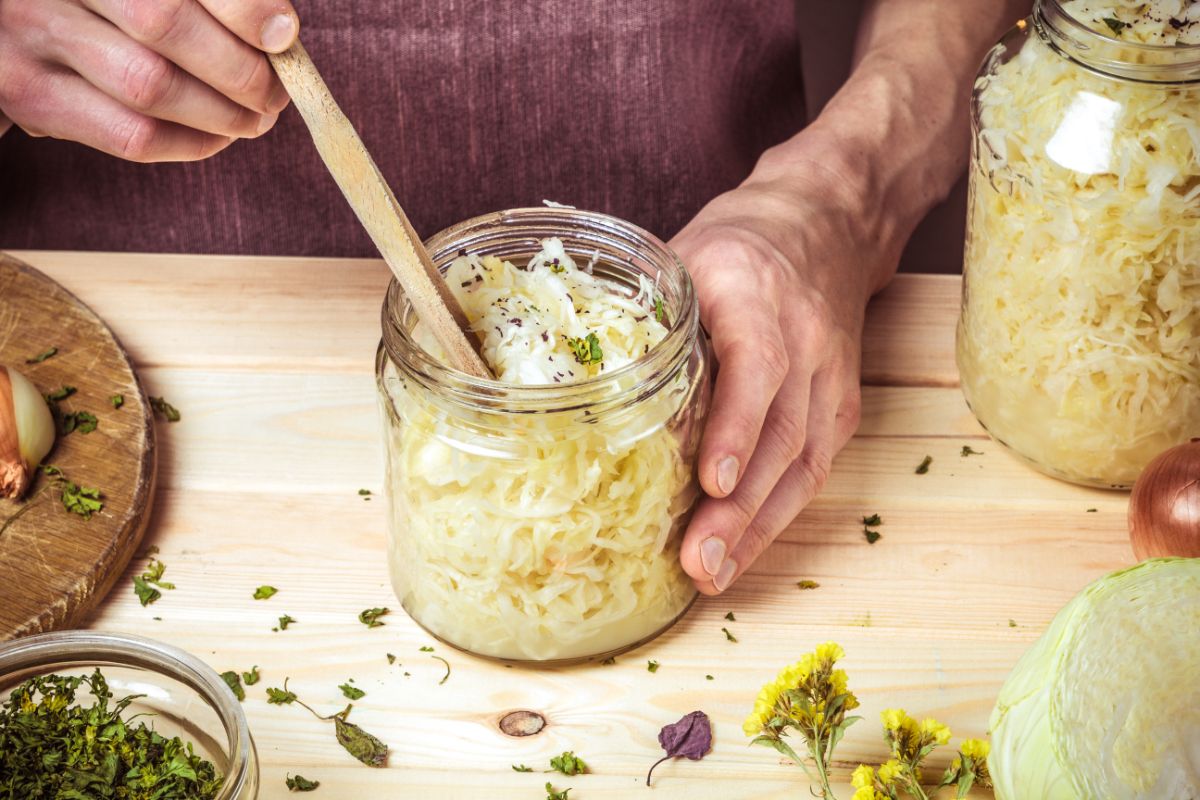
[989,558,1200,799]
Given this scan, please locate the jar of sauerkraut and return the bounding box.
[376,208,712,663]
[960,0,1200,489]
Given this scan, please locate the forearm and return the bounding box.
[751,0,1032,291]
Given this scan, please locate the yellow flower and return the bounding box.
[877,758,904,785]
[881,708,912,733]
[814,641,845,666]
[919,717,952,746]
[852,788,884,800]
[851,764,876,789]
[960,738,990,760]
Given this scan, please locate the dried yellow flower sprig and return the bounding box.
[745,644,991,800]
[743,642,862,798]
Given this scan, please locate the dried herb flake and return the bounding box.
[339,682,365,700]
[359,607,389,628]
[253,585,278,600]
[549,751,588,776]
[221,670,246,702]
[915,455,933,474]
[25,347,57,364]
[149,396,182,422]
[286,773,320,791]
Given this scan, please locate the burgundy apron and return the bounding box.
[0,1,804,255]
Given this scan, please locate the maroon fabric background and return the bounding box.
[0,1,805,256]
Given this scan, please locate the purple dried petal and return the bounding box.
[647,710,711,786]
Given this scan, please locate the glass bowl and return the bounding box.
[0,631,258,799]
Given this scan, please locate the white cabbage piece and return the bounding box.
[989,558,1200,799]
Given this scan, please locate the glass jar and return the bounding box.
[959,1,1200,489]
[376,208,712,664]
[0,631,258,799]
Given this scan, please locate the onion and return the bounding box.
[1128,438,1200,560]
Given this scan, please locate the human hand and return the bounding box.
[0,0,299,161]
[673,158,893,595]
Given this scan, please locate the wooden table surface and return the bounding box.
[9,251,1135,799]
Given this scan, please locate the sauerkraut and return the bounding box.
[381,239,700,661]
[958,2,1200,487]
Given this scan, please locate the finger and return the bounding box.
[193,0,299,53]
[680,360,814,591]
[81,0,289,114]
[46,4,276,138]
[0,113,11,138]
[694,287,790,500]
[5,63,232,162]
[689,365,849,596]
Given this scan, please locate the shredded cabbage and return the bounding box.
[988,558,1200,800]
[383,239,699,661]
[959,7,1200,487]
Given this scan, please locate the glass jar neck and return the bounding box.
[381,207,699,419]
[1036,0,1200,83]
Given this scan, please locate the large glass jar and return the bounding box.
[959,1,1200,489]
[376,208,712,664]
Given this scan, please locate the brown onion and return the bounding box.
[1128,438,1200,560]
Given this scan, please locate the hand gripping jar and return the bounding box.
[376,208,712,663]
[958,0,1200,489]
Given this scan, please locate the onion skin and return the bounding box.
[1128,439,1200,561]
[0,366,27,499]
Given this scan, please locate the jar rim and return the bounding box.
[1038,0,1200,82]
[380,207,700,414]
[0,630,255,800]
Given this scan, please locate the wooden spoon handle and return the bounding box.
[268,40,492,379]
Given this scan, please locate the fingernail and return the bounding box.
[700,537,726,577]
[260,13,297,52]
[716,456,739,495]
[255,112,278,135]
[714,558,738,592]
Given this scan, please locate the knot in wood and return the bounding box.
[499,710,546,737]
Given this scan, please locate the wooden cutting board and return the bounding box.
[0,252,155,640]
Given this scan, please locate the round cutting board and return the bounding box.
[0,252,155,640]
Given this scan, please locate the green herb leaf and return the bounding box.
[797,580,821,590]
[44,385,75,403]
[549,751,588,776]
[339,682,365,700]
[61,482,103,519]
[565,332,603,366]
[277,614,296,631]
[1103,16,1128,34]
[358,488,371,496]
[724,611,736,621]
[862,513,882,527]
[333,714,389,768]
[721,627,738,643]
[647,660,660,673]
[61,410,98,435]
[961,445,984,457]
[359,607,389,627]
[418,645,433,652]
[654,296,666,324]
[253,585,278,600]
[705,674,714,680]
[545,782,572,800]
[512,764,534,772]
[286,773,320,791]
[132,575,161,607]
[25,347,58,364]
[266,686,297,705]
[220,671,246,702]
[864,529,882,545]
[242,666,260,685]
[149,396,182,422]
[110,394,125,409]
[915,455,933,474]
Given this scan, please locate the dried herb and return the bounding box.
[705,674,714,680]
[647,660,660,673]
[724,611,736,621]
[60,410,98,435]
[339,682,365,700]
[149,396,182,422]
[1086,508,1098,513]
[44,385,76,403]
[286,774,320,791]
[654,296,666,324]
[111,394,125,409]
[132,576,161,607]
[512,764,533,772]
[797,580,820,590]
[266,686,297,705]
[647,710,712,786]
[545,782,571,800]
[862,513,882,527]
[1103,16,1128,34]
[431,655,451,685]
[61,481,103,519]
[386,653,396,665]
[253,585,278,600]
[25,347,57,364]
[1008,619,1018,628]
[961,445,984,457]
[275,614,296,631]
[549,751,588,776]
[358,488,371,496]
[0,669,222,799]
[221,671,246,702]
[279,681,389,768]
[721,627,738,643]
[359,607,389,627]
[862,513,883,544]
[566,332,603,366]
[864,529,882,545]
[915,455,933,474]
[418,645,433,652]
[242,666,260,685]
